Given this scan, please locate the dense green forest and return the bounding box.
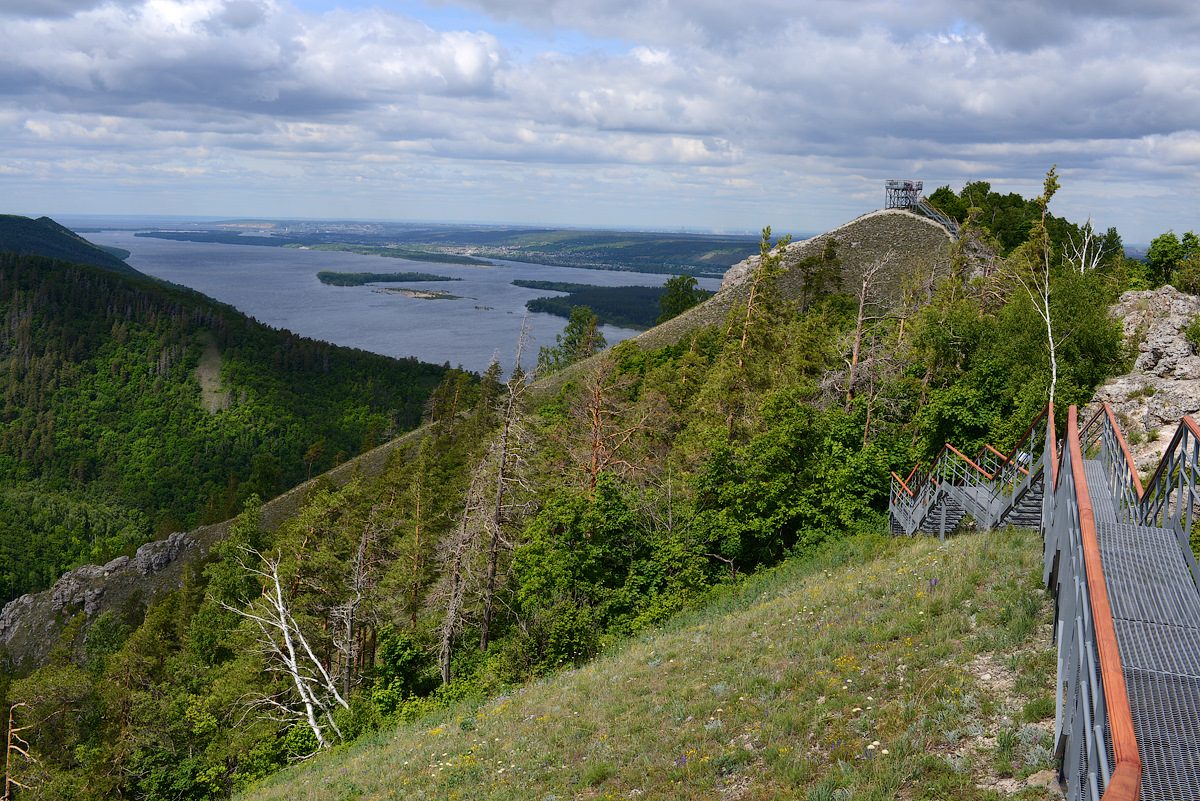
[0,178,1158,799]
[315,271,461,286]
[0,216,150,281]
[518,279,714,330]
[526,285,669,329]
[0,252,451,605]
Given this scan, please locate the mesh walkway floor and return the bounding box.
[1086,462,1200,800]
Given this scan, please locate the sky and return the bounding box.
[2,1,1199,244]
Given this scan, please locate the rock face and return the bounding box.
[0,526,209,674]
[135,530,198,575]
[1087,285,1200,472]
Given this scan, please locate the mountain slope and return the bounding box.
[537,209,955,395]
[0,248,452,661]
[238,529,1059,801]
[0,214,153,280]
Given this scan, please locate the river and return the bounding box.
[85,230,726,375]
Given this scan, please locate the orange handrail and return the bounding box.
[943,444,994,480]
[1067,407,1141,801]
[891,471,914,497]
[1082,403,1145,500]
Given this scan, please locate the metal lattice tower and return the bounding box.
[884,179,959,239]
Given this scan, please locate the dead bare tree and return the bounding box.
[218,548,350,755]
[329,509,391,697]
[843,252,897,412]
[1004,166,1061,405]
[1065,215,1104,274]
[3,703,37,801]
[437,319,536,682]
[561,354,662,495]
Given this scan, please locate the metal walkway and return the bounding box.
[890,403,1200,801]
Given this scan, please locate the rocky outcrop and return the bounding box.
[134,530,199,575]
[719,208,956,293]
[1087,285,1200,471]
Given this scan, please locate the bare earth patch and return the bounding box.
[193,333,228,413]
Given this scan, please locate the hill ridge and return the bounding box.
[0,214,154,281]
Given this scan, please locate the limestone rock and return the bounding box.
[1086,285,1200,472]
[134,530,197,575]
[49,564,106,614]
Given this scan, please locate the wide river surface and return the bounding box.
[87,231,726,375]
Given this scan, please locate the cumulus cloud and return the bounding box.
[1,0,1198,239]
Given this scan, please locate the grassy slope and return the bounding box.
[239,528,1060,801]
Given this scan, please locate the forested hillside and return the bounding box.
[0,180,1142,799]
[0,251,450,606]
[0,216,150,281]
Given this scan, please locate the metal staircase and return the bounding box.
[884,179,961,239]
[889,406,1051,540]
[890,403,1200,801]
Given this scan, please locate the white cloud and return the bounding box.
[1,0,1199,241]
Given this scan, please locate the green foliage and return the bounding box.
[656,274,711,323]
[536,305,607,374]
[1146,229,1200,287]
[0,214,148,280]
[525,284,706,330]
[0,252,451,603]
[928,179,1088,259]
[372,626,437,715]
[694,394,887,565]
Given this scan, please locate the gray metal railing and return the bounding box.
[891,403,1142,801]
[889,405,1052,538]
[1136,416,1200,588]
[1045,407,1139,801]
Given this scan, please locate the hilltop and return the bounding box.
[0,214,152,281]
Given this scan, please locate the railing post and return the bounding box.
[939,496,946,542]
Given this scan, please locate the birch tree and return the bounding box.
[1004,165,1061,405]
[218,547,350,755]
